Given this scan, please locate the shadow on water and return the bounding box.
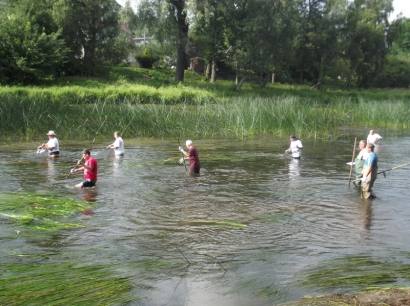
[1,136,410,305]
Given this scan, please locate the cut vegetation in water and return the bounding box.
[302,255,410,290]
[0,192,91,232]
[179,219,248,229]
[0,263,133,305]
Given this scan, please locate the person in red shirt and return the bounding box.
[71,149,98,188]
[179,139,200,176]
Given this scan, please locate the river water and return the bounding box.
[1,136,410,305]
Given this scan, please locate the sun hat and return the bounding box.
[47,130,56,136]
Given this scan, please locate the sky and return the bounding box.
[115,0,410,19]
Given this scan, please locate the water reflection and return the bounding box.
[288,158,301,179]
[360,201,373,230]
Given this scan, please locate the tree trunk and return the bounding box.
[171,0,188,82]
[205,62,211,80]
[210,59,216,83]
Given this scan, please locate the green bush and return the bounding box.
[135,48,159,69]
[373,55,410,88]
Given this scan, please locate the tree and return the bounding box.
[169,0,188,81]
[190,0,227,82]
[344,0,393,87]
[0,0,68,83]
[53,0,122,75]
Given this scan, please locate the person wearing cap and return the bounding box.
[106,131,125,157]
[71,149,98,188]
[179,140,200,176]
[38,130,60,157]
[367,130,382,145]
[285,135,303,159]
[361,143,378,199]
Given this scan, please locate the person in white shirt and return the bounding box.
[107,131,125,157]
[38,130,60,157]
[367,130,382,145]
[285,135,303,159]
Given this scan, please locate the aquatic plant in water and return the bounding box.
[302,255,410,290]
[0,263,133,305]
[0,192,91,232]
[179,219,247,229]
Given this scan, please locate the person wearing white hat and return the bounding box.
[179,139,200,176]
[38,130,60,157]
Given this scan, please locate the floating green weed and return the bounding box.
[180,219,247,229]
[302,255,410,290]
[0,263,133,305]
[284,288,410,306]
[130,258,176,272]
[0,192,91,232]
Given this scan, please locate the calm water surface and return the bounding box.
[1,136,410,305]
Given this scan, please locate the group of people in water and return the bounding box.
[37,128,381,200]
[37,130,201,188]
[353,130,382,199]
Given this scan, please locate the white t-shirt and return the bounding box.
[47,138,59,153]
[367,133,382,145]
[288,139,303,158]
[113,137,124,156]
[357,149,369,161]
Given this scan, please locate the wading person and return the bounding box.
[38,130,60,157]
[179,139,200,176]
[367,130,382,145]
[106,131,125,157]
[285,135,303,159]
[71,149,98,188]
[361,143,378,199]
[354,140,369,186]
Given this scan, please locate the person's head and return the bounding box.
[290,135,297,141]
[114,131,121,138]
[359,139,367,150]
[47,130,56,138]
[185,139,193,148]
[369,130,374,135]
[366,143,375,152]
[82,149,91,159]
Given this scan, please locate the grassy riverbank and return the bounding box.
[0,66,409,140]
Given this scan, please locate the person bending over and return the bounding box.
[179,139,200,176]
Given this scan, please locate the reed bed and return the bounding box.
[1,94,409,140]
[0,83,215,105]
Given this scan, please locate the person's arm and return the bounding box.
[71,166,84,173]
[179,146,189,157]
[362,156,374,179]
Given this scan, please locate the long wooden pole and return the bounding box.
[348,137,357,187]
[351,162,410,184]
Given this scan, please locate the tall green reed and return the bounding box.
[1,95,408,141]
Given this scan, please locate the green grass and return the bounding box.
[302,255,410,290]
[0,66,409,140]
[0,263,133,305]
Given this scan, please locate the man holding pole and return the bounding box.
[71,149,98,188]
[179,140,200,176]
[361,143,378,199]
